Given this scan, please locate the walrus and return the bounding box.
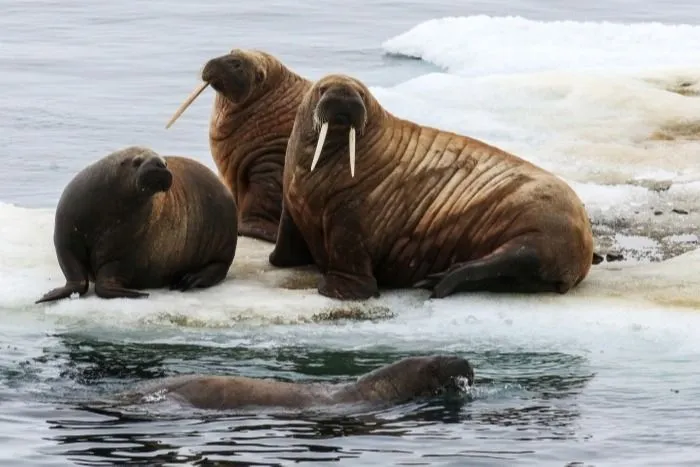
[269,74,595,300]
[114,355,474,410]
[35,146,238,303]
[165,48,312,243]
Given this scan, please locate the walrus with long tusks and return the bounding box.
[165,48,312,243]
[114,355,474,410]
[35,146,238,303]
[269,74,595,300]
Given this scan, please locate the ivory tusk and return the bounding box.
[165,82,209,129]
[310,121,328,172]
[349,126,356,178]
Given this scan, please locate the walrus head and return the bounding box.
[165,49,278,129]
[307,75,371,178]
[351,355,474,404]
[410,355,475,396]
[135,154,172,194]
[112,147,172,195]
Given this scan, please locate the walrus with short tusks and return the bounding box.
[35,146,238,303]
[115,355,474,410]
[269,74,595,300]
[165,48,312,243]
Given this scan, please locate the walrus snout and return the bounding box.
[315,91,366,130]
[165,52,256,130]
[309,88,366,178]
[201,55,252,102]
[137,157,173,194]
[434,355,475,387]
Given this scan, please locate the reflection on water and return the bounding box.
[49,399,578,465]
[4,333,596,465]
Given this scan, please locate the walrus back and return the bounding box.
[128,375,331,410]
[361,118,593,288]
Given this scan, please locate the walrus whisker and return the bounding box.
[165,82,209,129]
[349,126,356,178]
[310,121,328,172]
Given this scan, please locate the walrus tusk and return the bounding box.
[310,121,328,172]
[349,126,356,178]
[165,82,209,129]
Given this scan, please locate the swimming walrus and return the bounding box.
[116,355,474,410]
[35,146,238,303]
[269,74,595,300]
[165,48,312,243]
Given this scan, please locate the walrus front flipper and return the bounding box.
[35,281,88,304]
[238,220,278,244]
[36,237,90,304]
[170,261,230,291]
[94,281,149,299]
[317,210,379,301]
[238,159,284,244]
[92,270,148,300]
[269,202,314,268]
[414,242,561,299]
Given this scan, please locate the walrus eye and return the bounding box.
[132,158,143,168]
[318,85,328,96]
[255,69,265,84]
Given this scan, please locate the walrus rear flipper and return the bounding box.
[170,261,231,291]
[414,242,563,299]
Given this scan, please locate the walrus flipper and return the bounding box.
[317,209,379,301]
[269,202,314,268]
[414,242,562,299]
[238,220,278,244]
[94,282,149,299]
[35,238,89,304]
[238,158,284,244]
[170,261,230,291]
[35,281,88,304]
[93,266,149,299]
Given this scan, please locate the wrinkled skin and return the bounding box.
[116,355,474,410]
[203,49,312,243]
[269,74,595,300]
[35,146,238,303]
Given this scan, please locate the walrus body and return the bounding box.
[118,355,474,410]
[36,146,238,303]
[269,74,594,300]
[166,49,312,243]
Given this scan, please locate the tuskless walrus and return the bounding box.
[36,146,238,303]
[116,355,474,410]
